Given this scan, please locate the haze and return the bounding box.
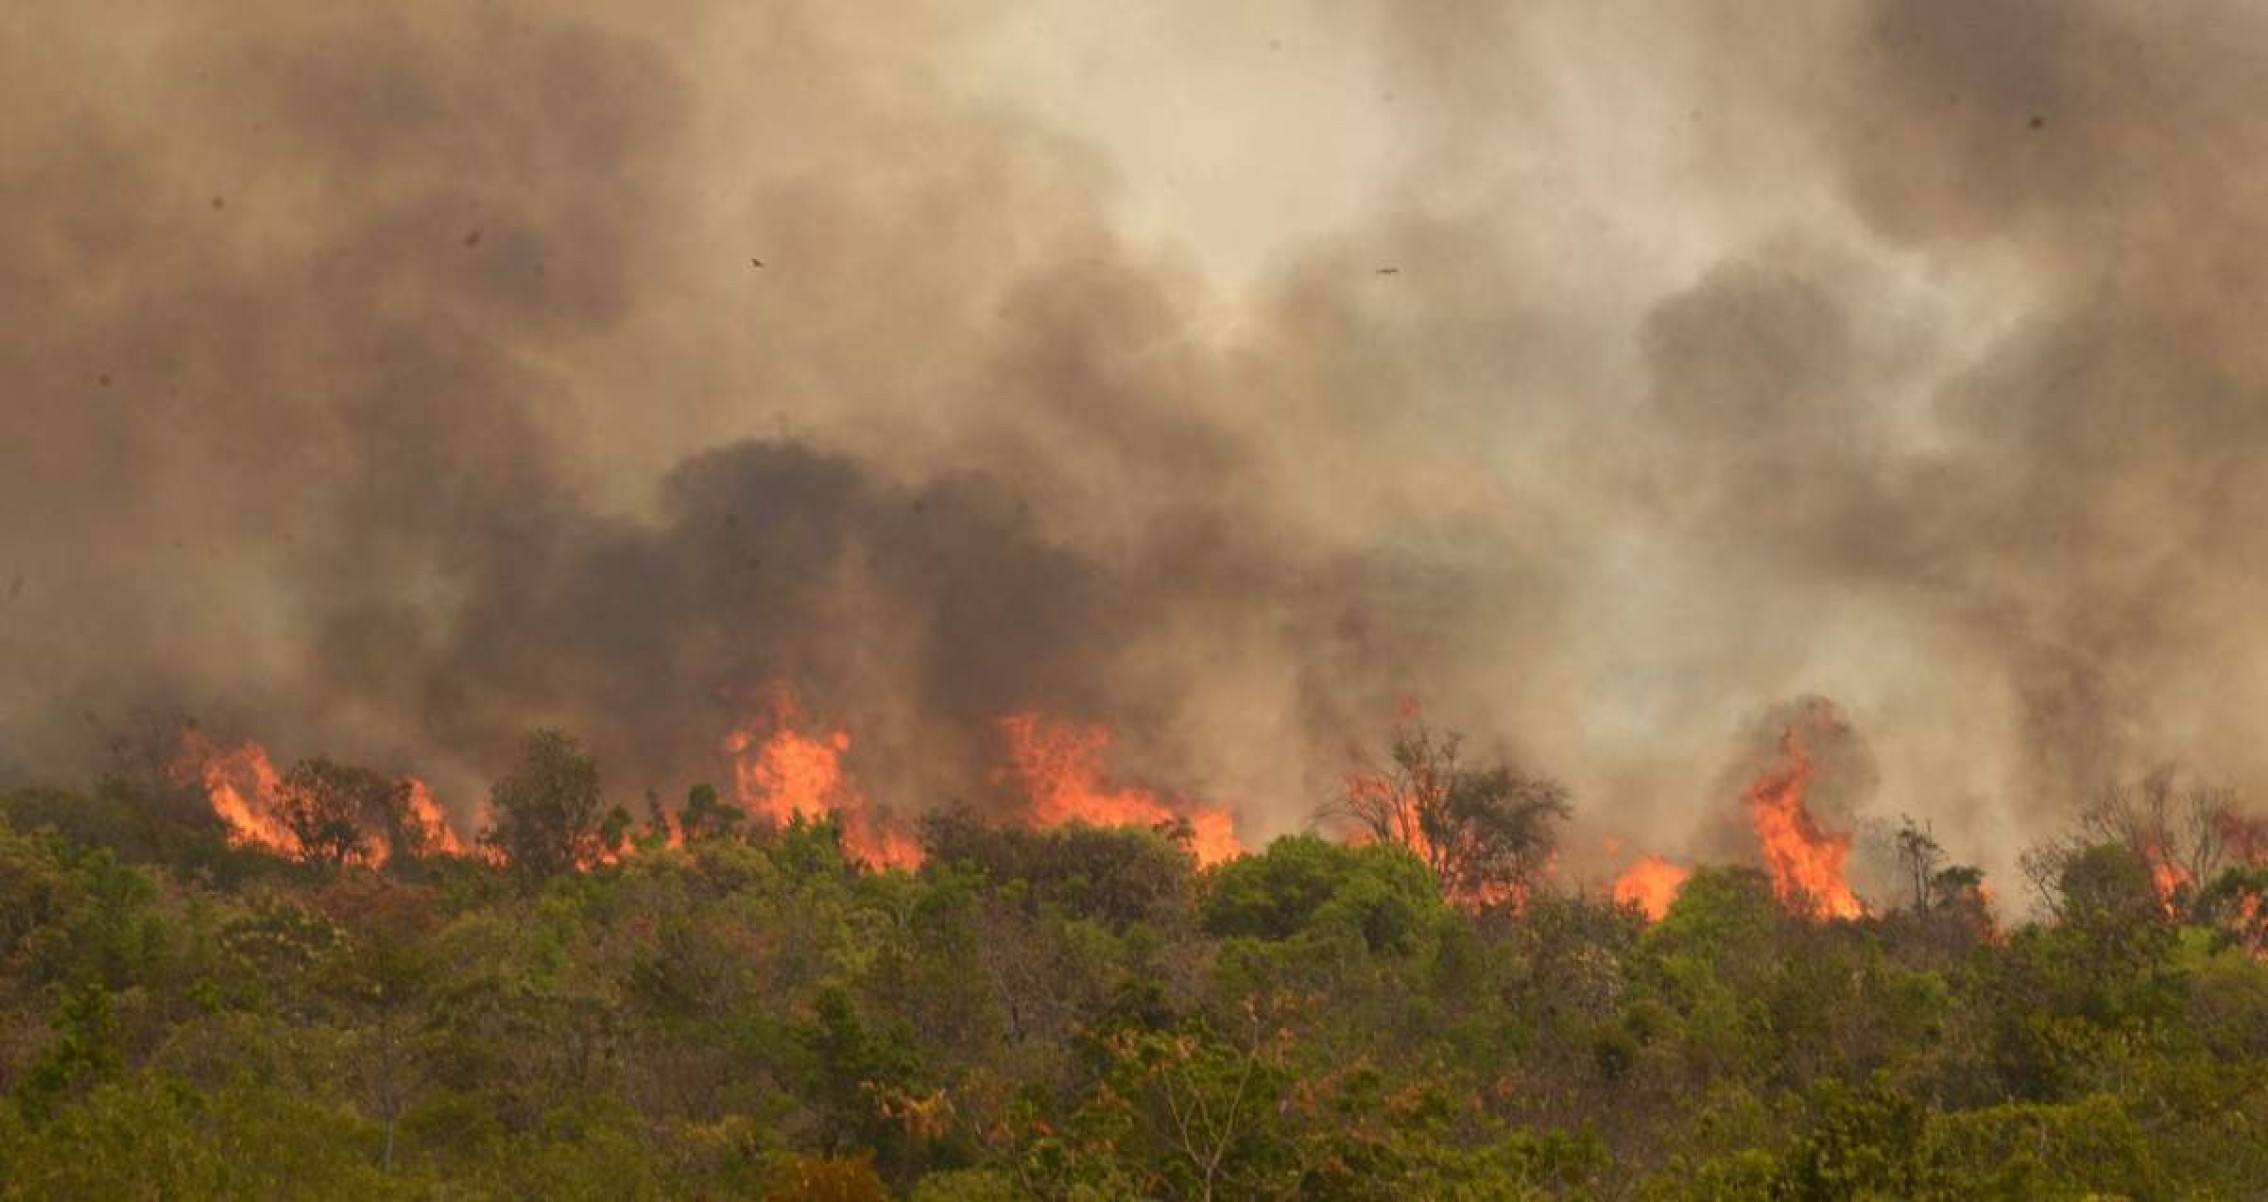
[7,0,2264,900]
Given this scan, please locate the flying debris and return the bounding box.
[749,256,764,268]
[1375,266,1399,275]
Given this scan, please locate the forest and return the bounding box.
[13,0,2268,1196]
[2,718,2267,1201]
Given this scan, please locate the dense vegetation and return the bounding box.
[2,729,2266,1200]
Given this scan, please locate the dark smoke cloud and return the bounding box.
[1667,2,2268,813]
[4,0,2265,900]
[0,0,1485,826]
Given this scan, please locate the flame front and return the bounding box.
[2143,842,2192,916]
[1613,854,1690,921]
[724,692,921,869]
[176,733,469,866]
[998,713,1242,865]
[1744,727,1863,919]
[179,732,300,856]
[403,777,468,858]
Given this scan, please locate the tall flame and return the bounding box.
[998,713,1242,865]
[176,733,468,866]
[403,777,468,858]
[1744,727,1863,920]
[1613,855,1690,921]
[724,691,921,869]
[178,731,300,856]
[2142,842,2192,917]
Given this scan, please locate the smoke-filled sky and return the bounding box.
[6,0,2266,895]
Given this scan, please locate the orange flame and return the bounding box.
[2236,893,2268,962]
[1744,727,1863,920]
[1613,855,1691,921]
[998,713,1242,865]
[402,778,468,858]
[1340,768,1436,863]
[724,691,921,869]
[2143,843,2192,917]
[176,733,468,866]
[178,732,300,856]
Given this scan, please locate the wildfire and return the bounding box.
[1744,726,1863,920]
[723,692,921,869]
[175,733,468,866]
[403,777,468,858]
[1613,855,1691,921]
[2220,811,2268,866]
[998,713,1242,865]
[1340,770,1433,862]
[178,731,300,856]
[2143,843,2192,917]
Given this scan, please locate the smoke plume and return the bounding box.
[4,1,2265,896]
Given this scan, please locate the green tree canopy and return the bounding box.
[477,730,624,883]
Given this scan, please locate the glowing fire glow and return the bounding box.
[180,732,300,856]
[1613,855,1691,921]
[724,693,921,869]
[2143,843,2192,916]
[403,778,468,858]
[175,734,467,866]
[998,713,1242,865]
[1745,727,1863,920]
[1344,775,1425,859]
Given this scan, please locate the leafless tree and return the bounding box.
[2020,766,2244,920]
[1324,721,1569,906]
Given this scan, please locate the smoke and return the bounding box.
[4,0,2265,898]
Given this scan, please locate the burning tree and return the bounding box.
[478,729,629,882]
[176,732,466,871]
[272,758,401,869]
[2196,866,2268,959]
[2020,767,2252,922]
[1327,720,1569,906]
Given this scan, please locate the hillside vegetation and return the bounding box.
[2,733,2266,1200]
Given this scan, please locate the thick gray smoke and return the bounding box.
[3,1,2263,895]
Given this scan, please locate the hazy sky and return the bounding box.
[6,1,2265,899]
